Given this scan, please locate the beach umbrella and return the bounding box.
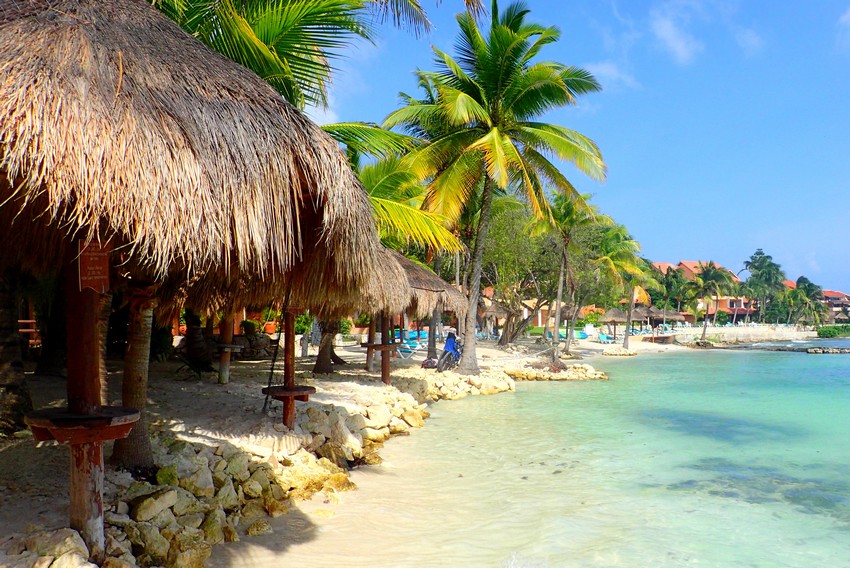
[0,0,385,558]
[599,308,628,337]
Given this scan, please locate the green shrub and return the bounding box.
[339,319,352,335]
[295,313,312,335]
[817,326,844,338]
[353,313,371,327]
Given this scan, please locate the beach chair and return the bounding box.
[396,340,422,359]
[598,333,615,344]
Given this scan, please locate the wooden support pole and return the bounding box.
[282,309,297,428]
[218,313,234,384]
[63,246,106,563]
[365,317,376,372]
[380,310,391,385]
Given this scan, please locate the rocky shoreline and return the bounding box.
[0,360,524,568]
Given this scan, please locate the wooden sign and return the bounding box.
[78,241,110,293]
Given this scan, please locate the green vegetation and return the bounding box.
[817,326,850,338]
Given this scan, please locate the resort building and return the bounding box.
[654,260,755,322]
[822,289,850,323]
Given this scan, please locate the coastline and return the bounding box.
[0,326,818,566]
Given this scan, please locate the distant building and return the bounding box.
[654,259,753,321]
[822,289,850,323]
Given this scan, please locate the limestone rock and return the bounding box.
[137,523,169,566]
[50,552,97,568]
[167,528,211,568]
[101,556,136,568]
[172,487,208,516]
[223,525,240,543]
[400,408,425,428]
[179,466,216,499]
[200,509,226,546]
[214,478,240,512]
[322,473,357,493]
[224,453,250,482]
[245,520,273,537]
[155,464,179,486]
[176,513,205,529]
[130,488,178,522]
[24,528,88,559]
[241,479,264,499]
[102,557,136,568]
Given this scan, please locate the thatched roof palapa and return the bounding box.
[0,0,381,307]
[599,308,628,324]
[389,251,468,319]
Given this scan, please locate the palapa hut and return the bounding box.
[0,0,385,559]
[599,308,628,337]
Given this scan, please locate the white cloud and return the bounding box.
[585,61,640,90]
[305,95,340,126]
[650,8,704,64]
[735,27,764,56]
[837,7,850,51]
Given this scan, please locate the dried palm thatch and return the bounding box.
[0,0,380,301]
[482,301,509,319]
[157,245,412,321]
[390,251,467,319]
[599,308,628,324]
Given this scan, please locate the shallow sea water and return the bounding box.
[212,345,850,567]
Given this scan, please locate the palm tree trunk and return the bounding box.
[701,301,710,340]
[663,298,669,327]
[111,287,156,470]
[551,253,565,362]
[0,275,32,435]
[623,286,636,351]
[456,176,496,375]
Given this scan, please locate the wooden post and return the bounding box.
[218,313,234,384]
[380,310,391,385]
[365,317,376,372]
[282,309,296,428]
[64,243,107,563]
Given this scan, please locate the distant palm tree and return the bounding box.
[744,249,785,322]
[384,0,606,373]
[592,226,645,350]
[658,266,687,326]
[687,261,735,341]
[529,193,609,358]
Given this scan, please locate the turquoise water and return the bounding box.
[218,346,850,567]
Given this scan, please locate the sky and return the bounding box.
[308,0,850,292]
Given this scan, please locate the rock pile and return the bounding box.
[601,347,637,357]
[391,368,515,402]
[2,362,519,567]
[503,364,607,381]
[807,347,850,354]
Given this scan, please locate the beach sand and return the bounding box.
[0,325,816,564]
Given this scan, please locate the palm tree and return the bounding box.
[788,276,826,326]
[744,249,785,322]
[530,193,608,358]
[592,226,645,350]
[384,0,606,373]
[686,261,735,341]
[658,266,687,326]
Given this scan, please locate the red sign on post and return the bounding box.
[78,241,110,294]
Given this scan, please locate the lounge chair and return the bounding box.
[396,340,422,359]
[598,333,615,344]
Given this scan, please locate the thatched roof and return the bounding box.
[390,251,467,318]
[599,308,628,324]
[0,0,380,299]
[482,301,510,319]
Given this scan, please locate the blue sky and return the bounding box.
[309,1,850,292]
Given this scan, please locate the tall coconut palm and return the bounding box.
[384,0,606,373]
[687,261,735,341]
[530,193,608,358]
[744,249,785,322]
[658,266,687,326]
[592,225,645,351]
